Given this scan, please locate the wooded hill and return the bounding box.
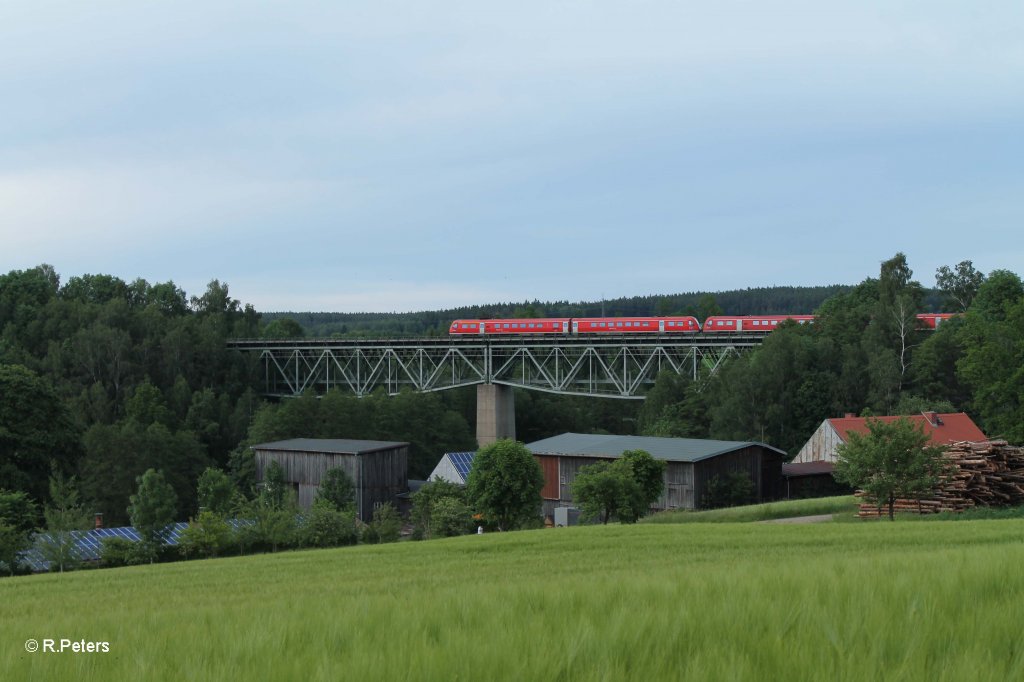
[262,285,859,337]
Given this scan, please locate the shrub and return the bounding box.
[300,499,358,548]
[364,503,402,544]
[429,497,473,538]
[179,511,234,559]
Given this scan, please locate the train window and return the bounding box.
[528,323,535,328]
[771,320,778,326]
[503,323,510,328]
[752,320,759,326]
[616,322,623,327]
[727,321,734,326]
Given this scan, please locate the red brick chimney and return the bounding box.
[94,513,103,529]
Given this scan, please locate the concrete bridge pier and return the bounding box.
[476,384,515,447]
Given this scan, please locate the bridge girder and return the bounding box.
[230,336,760,399]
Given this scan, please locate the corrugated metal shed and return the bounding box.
[526,432,787,462]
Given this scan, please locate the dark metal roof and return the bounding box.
[782,461,835,477]
[525,432,786,463]
[251,438,409,455]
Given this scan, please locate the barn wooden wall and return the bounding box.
[254,446,409,522]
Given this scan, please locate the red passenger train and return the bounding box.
[449,313,957,335]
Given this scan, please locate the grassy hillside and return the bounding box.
[641,495,858,523]
[4,521,1024,681]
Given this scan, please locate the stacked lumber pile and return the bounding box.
[856,440,1024,518]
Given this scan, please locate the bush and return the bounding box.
[429,497,473,538]
[100,537,152,567]
[364,503,402,544]
[179,511,234,559]
[300,499,358,548]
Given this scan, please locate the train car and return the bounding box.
[571,317,701,334]
[915,313,958,330]
[449,319,570,335]
[702,315,816,333]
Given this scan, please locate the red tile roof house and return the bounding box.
[783,412,987,498]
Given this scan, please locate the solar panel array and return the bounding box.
[447,452,476,482]
[17,520,251,573]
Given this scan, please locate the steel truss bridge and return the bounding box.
[227,335,765,400]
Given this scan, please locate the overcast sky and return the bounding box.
[2,2,1022,312]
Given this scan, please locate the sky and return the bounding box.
[2,1,1022,312]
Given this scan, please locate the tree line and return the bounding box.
[637,255,1023,453]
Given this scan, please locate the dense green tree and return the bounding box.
[262,317,305,339]
[197,467,236,516]
[0,523,29,576]
[316,467,355,511]
[572,461,638,524]
[935,261,985,312]
[128,469,179,558]
[428,496,474,538]
[465,440,544,531]
[957,273,1024,442]
[834,418,948,520]
[178,510,234,559]
[0,364,81,501]
[618,450,666,520]
[410,480,467,539]
[300,498,358,548]
[0,488,39,534]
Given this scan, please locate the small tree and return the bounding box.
[197,467,236,516]
[572,461,637,524]
[262,461,288,510]
[364,503,402,544]
[618,450,666,522]
[37,471,90,573]
[128,469,178,561]
[410,480,466,539]
[316,467,355,512]
[834,417,948,520]
[300,498,358,548]
[465,440,544,531]
[178,511,234,559]
[429,497,473,538]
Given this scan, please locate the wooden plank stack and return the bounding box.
[856,440,1024,518]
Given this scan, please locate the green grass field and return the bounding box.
[641,495,859,523]
[4,517,1024,681]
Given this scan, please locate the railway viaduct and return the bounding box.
[227,334,764,446]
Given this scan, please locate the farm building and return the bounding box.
[786,412,987,495]
[428,452,475,485]
[793,412,986,465]
[525,433,786,516]
[251,438,409,522]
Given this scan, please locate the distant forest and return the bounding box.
[263,285,856,337]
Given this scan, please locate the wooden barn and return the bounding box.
[793,412,986,465]
[251,438,409,522]
[526,433,786,517]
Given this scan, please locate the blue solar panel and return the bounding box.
[446,452,476,481]
[14,521,248,573]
